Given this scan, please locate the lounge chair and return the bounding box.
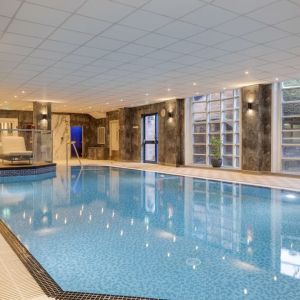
[0,136,33,164]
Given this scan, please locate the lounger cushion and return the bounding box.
[1,136,30,154]
[0,136,33,161]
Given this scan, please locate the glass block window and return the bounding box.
[281,80,300,173]
[192,89,240,168]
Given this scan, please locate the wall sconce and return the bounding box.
[42,114,47,120]
[247,103,253,110]
[168,111,174,118]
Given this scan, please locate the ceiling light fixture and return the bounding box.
[275,77,279,81]
[223,87,226,90]
[105,102,109,105]
[193,82,197,86]
[120,99,124,102]
[245,71,249,75]
[167,88,171,92]
[14,95,17,98]
[21,91,25,94]
[145,93,149,96]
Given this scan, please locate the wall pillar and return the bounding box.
[119,107,132,161]
[241,84,272,172]
[33,102,52,130]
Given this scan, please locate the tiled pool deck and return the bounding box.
[1,159,300,300]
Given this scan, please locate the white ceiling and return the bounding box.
[1,0,300,113]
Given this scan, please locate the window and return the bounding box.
[191,89,240,168]
[280,80,300,173]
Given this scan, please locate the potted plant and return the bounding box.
[210,136,222,168]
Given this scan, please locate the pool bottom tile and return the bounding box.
[0,220,159,300]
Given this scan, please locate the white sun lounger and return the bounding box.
[0,136,33,164]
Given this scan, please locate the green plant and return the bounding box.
[210,136,221,159]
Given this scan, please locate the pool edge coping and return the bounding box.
[0,220,160,300]
[65,162,300,193]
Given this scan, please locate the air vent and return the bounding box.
[97,127,105,144]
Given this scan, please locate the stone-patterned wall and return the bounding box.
[241,84,272,172]
[33,102,52,130]
[106,110,120,160]
[118,99,185,166]
[69,113,105,157]
[119,108,132,161]
[0,110,33,128]
[53,113,107,158]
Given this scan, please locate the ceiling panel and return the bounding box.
[7,19,55,38]
[181,4,237,28]
[77,0,135,22]
[142,0,205,18]
[1,0,300,113]
[15,2,70,27]
[156,20,204,39]
[120,10,172,31]
[0,32,42,48]
[213,0,277,14]
[248,0,300,25]
[62,14,112,35]
[26,0,86,12]
[214,16,265,36]
[49,28,92,45]
[0,0,22,17]
[0,16,11,31]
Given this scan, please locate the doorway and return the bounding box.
[143,113,158,163]
[109,120,119,159]
[70,126,83,157]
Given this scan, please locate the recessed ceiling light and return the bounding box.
[105,102,109,105]
[79,108,82,111]
[21,91,25,94]
[193,82,197,86]
[195,92,200,95]
[14,95,17,98]
[4,101,8,104]
[167,88,171,92]
[88,106,92,109]
[275,77,279,81]
[145,93,149,96]
[120,99,124,102]
[245,71,249,75]
[223,87,226,90]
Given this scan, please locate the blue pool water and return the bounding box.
[1,166,300,299]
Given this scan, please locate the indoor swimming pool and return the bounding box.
[1,166,300,299]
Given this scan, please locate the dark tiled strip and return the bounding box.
[0,220,160,300]
[0,164,56,177]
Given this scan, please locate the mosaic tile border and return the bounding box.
[0,164,56,177]
[0,220,160,300]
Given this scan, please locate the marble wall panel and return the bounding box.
[52,114,70,161]
[241,84,272,171]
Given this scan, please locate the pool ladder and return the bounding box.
[66,141,82,168]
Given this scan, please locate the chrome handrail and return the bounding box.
[66,141,82,168]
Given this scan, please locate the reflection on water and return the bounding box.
[1,166,300,299]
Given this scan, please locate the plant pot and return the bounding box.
[211,158,222,168]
